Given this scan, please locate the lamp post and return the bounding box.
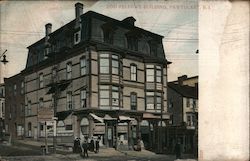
[1,50,9,64]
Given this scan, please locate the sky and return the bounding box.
[0,0,198,82]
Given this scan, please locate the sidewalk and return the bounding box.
[11,139,197,161]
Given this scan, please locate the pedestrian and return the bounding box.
[90,137,95,152]
[81,139,89,158]
[95,136,100,153]
[175,139,182,159]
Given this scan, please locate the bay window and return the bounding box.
[99,85,121,109]
[146,65,154,82]
[99,54,121,75]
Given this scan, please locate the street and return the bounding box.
[0,143,196,161]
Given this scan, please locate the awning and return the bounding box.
[89,113,104,123]
[143,113,170,120]
[103,114,117,121]
[119,116,133,122]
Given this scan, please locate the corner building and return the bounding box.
[23,3,171,150]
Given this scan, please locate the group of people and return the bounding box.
[73,136,101,158]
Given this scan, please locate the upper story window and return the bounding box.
[130,64,137,81]
[100,54,109,74]
[99,85,110,107]
[127,36,138,51]
[99,54,121,75]
[99,85,121,109]
[66,62,72,80]
[74,31,81,45]
[80,57,87,76]
[187,114,195,126]
[103,29,114,44]
[39,73,44,88]
[13,84,17,96]
[112,55,119,75]
[80,89,86,108]
[150,41,158,56]
[193,99,196,108]
[66,91,73,110]
[21,81,24,94]
[146,65,154,82]
[146,92,162,111]
[130,92,137,110]
[39,98,44,109]
[27,101,31,116]
[112,86,119,106]
[52,67,57,80]
[156,93,162,110]
[146,65,162,83]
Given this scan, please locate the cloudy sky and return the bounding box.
[0,0,198,82]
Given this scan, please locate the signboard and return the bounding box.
[38,107,54,122]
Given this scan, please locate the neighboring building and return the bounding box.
[4,74,25,139]
[172,75,198,88]
[21,2,171,150]
[0,83,5,138]
[167,75,198,154]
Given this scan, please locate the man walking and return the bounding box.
[81,139,89,158]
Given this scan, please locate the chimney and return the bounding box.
[75,3,83,19]
[178,75,187,86]
[75,3,83,29]
[122,17,136,26]
[45,23,52,36]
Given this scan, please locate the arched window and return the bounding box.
[80,117,89,136]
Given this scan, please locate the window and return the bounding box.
[14,84,17,96]
[193,99,196,108]
[112,55,119,75]
[21,81,24,94]
[66,91,73,110]
[80,89,86,108]
[187,98,190,107]
[66,62,72,80]
[52,68,57,80]
[28,122,32,137]
[112,86,119,106]
[74,31,81,45]
[156,93,162,110]
[100,54,109,74]
[127,36,138,51]
[99,54,121,75]
[39,73,44,88]
[187,114,194,126]
[80,57,87,76]
[65,125,73,130]
[27,101,31,116]
[156,66,162,83]
[99,85,110,106]
[130,93,137,110]
[150,42,157,56]
[146,65,154,82]
[99,85,120,109]
[21,103,24,116]
[130,64,137,81]
[103,29,113,44]
[146,92,154,110]
[39,98,44,109]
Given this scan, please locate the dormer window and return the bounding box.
[103,29,114,44]
[102,22,116,44]
[127,36,138,51]
[74,30,81,45]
